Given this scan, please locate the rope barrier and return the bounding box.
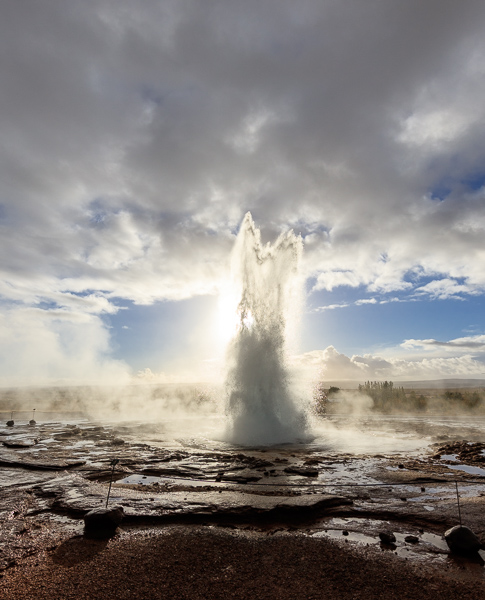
[115,473,485,489]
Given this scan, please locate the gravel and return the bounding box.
[1,526,484,600]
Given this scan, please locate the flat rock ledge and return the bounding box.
[31,473,352,524]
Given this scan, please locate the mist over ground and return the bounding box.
[2,380,484,424]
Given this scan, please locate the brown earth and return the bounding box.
[1,525,485,600]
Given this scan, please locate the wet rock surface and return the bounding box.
[1,413,485,588]
[432,441,485,464]
[2,438,38,448]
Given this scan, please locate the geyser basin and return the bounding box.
[223,213,308,446]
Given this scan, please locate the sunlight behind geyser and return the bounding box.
[215,286,240,348]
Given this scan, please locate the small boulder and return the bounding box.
[379,531,396,544]
[110,438,125,446]
[404,535,419,544]
[84,506,124,539]
[445,525,483,555]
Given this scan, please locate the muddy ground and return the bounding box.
[0,413,484,597]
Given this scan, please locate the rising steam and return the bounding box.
[223,212,308,445]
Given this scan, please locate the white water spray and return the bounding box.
[223,212,308,445]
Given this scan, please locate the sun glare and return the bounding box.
[216,288,240,347]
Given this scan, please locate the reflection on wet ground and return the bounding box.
[1,412,485,577]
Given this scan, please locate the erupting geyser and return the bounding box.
[223,212,309,446]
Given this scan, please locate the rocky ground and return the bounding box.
[0,415,484,598]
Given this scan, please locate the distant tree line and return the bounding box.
[442,390,482,409]
[312,380,485,415]
[359,382,484,413]
[357,381,427,412]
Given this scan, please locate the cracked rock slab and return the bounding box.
[30,473,352,523]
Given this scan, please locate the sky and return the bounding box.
[1,0,485,387]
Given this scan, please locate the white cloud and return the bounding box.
[401,335,485,353]
[398,109,471,148]
[313,296,384,312]
[313,271,363,292]
[355,298,377,306]
[1,1,485,382]
[0,306,130,387]
[292,346,394,381]
[293,343,485,383]
[415,278,479,300]
[313,303,350,312]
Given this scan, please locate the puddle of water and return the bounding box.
[64,440,96,449]
[119,474,162,486]
[311,517,453,561]
[447,464,485,476]
[117,474,238,489]
[419,532,449,551]
[313,528,376,545]
[441,454,458,461]
[402,483,483,500]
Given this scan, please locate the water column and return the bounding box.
[224,212,308,445]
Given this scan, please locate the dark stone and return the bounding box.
[29,420,36,426]
[6,420,14,427]
[304,458,320,466]
[445,525,483,555]
[404,535,419,544]
[379,531,396,544]
[342,530,349,536]
[110,438,125,446]
[283,466,319,477]
[83,506,125,539]
[221,469,262,483]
